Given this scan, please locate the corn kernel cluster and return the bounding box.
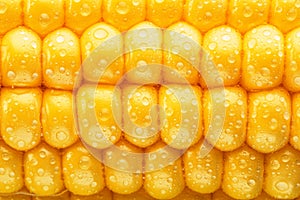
[1,0,300,199]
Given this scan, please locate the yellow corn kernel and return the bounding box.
[0,0,22,35]
[253,191,278,200]
[65,0,102,35]
[123,85,159,147]
[183,0,227,33]
[1,88,42,151]
[42,28,81,90]
[264,144,300,199]
[247,88,290,153]
[242,25,284,91]
[201,26,241,88]
[70,188,112,200]
[124,21,162,84]
[203,87,247,151]
[2,26,42,87]
[76,84,122,149]
[24,0,64,37]
[104,140,143,194]
[291,93,300,150]
[144,141,185,199]
[113,188,154,200]
[159,85,202,149]
[183,140,223,194]
[163,22,201,84]
[62,142,105,196]
[42,89,78,149]
[103,0,146,31]
[228,0,270,34]
[24,142,64,196]
[0,140,23,193]
[33,192,70,200]
[212,189,235,200]
[270,0,300,33]
[81,22,123,84]
[171,187,212,200]
[222,145,264,199]
[146,0,184,28]
[283,27,300,92]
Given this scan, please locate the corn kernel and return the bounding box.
[163,22,201,84]
[171,187,212,200]
[0,0,22,35]
[213,189,235,200]
[42,28,81,90]
[183,0,227,33]
[228,0,270,34]
[201,26,241,88]
[146,0,183,28]
[291,93,300,150]
[242,25,284,91]
[283,27,300,92]
[81,22,124,84]
[76,84,122,149]
[264,144,300,199]
[24,142,64,196]
[103,0,146,31]
[62,142,105,196]
[183,140,223,193]
[42,89,78,149]
[0,140,23,193]
[203,87,247,151]
[24,0,64,37]
[2,26,42,87]
[124,21,162,84]
[144,141,185,199]
[104,140,143,194]
[70,188,112,200]
[159,85,202,149]
[65,0,102,35]
[113,188,154,200]
[123,85,159,147]
[1,88,42,151]
[247,88,290,153]
[270,0,300,33]
[222,145,264,199]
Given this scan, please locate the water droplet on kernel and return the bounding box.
[94,28,108,39]
[116,2,129,14]
[275,181,289,191]
[39,13,50,25]
[80,3,91,16]
[7,71,16,79]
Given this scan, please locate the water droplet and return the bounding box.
[142,97,149,106]
[261,67,270,76]
[208,42,217,50]
[287,8,297,21]
[17,140,25,148]
[80,3,91,16]
[39,150,47,158]
[270,118,278,130]
[7,71,16,79]
[243,6,253,18]
[271,160,280,170]
[0,2,7,14]
[248,39,256,49]
[59,49,66,57]
[116,1,129,14]
[39,13,50,25]
[138,29,147,38]
[275,181,289,191]
[248,179,256,186]
[281,154,290,163]
[56,131,67,141]
[59,67,65,73]
[296,0,300,8]
[79,156,91,170]
[183,42,192,50]
[204,11,212,20]
[156,0,164,3]
[37,168,45,176]
[263,30,271,36]
[56,35,64,43]
[31,41,37,49]
[222,34,231,41]
[9,171,15,177]
[94,28,108,39]
[43,185,49,191]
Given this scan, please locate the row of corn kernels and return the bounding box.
[2,0,300,36]
[2,23,300,91]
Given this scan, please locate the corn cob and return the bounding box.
[0,0,300,199]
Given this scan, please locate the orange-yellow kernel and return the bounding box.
[291,93,300,150]
[183,141,223,193]
[24,0,64,37]
[65,0,102,35]
[124,21,162,84]
[203,87,247,151]
[1,27,42,87]
[0,0,22,35]
[201,26,242,88]
[213,189,235,200]
[123,86,159,147]
[264,145,300,199]
[228,0,270,34]
[222,145,264,199]
[146,0,184,28]
[42,28,81,90]
[163,22,201,84]
[24,142,64,196]
[42,89,78,149]
[104,140,143,194]
[62,142,105,196]
[0,140,23,193]
[183,0,227,33]
[103,0,146,31]
[242,25,284,91]
[81,22,124,84]
[76,84,122,149]
[283,27,300,92]
[1,88,42,151]
[159,85,202,149]
[171,187,212,200]
[270,0,300,33]
[247,88,290,153]
[113,188,154,200]
[70,188,112,200]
